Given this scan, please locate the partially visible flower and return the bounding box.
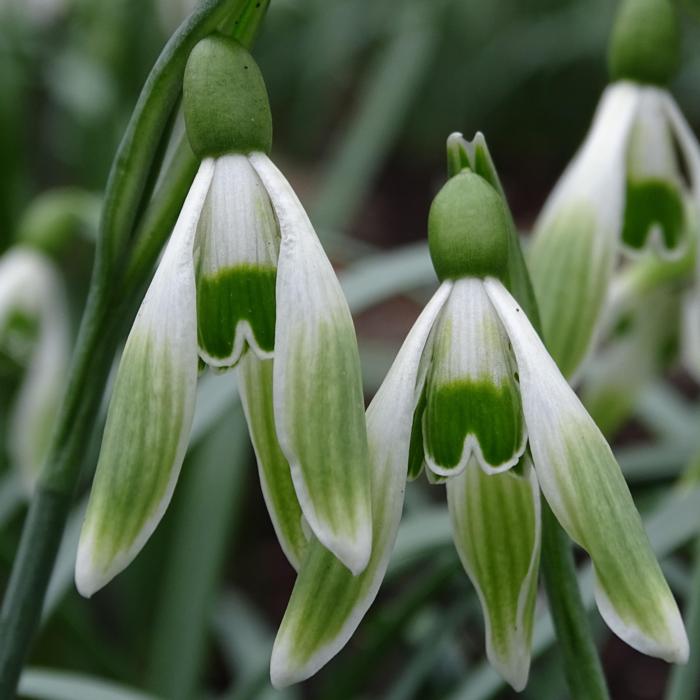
[76,37,371,597]
[528,0,700,379]
[0,247,69,490]
[269,162,687,690]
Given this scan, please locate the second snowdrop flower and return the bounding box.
[76,36,372,597]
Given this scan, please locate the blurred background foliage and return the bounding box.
[2,0,700,699]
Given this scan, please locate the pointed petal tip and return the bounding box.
[269,642,300,689]
[316,520,372,576]
[490,653,530,693]
[595,578,689,665]
[74,539,103,599]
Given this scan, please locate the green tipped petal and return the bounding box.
[424,278,525,477]
[446,455,541,691]
[196,154,279,367]
[270,283,451,687]
[238,353,308,569]
[75,160,214,598]
[529,82,640,379]
[622,89,686,257]
[250,153,371,575]
[486,277,689,663]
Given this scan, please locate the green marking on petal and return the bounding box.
[622,178,685,253]
[447,457,540,690]
[238,353,307,569]
[529,203,614,379]
[81,332,193,579]
[424,379,524,472]
[197,264,276,364]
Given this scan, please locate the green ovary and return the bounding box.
[197,264,276,362]
[622,179,685,252]
[425,380,524,470]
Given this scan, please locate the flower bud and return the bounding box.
[183,35,272,158]
[428,172,510,283]
[608,0,680,86]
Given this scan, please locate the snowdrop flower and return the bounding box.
[270,165,688,690]
[528,0,700,379]
[76,36,371,596]
[0,247,69,490]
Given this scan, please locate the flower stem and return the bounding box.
[0,1,266,695]
[540,501,609,699]
[665,533,700,700]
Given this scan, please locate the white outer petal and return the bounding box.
[270,282,452,687]
[75,159,214,597]
[662,92,700,202]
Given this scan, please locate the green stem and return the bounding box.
[540,501,609,700]
[0,1,265,695]
[457,133,609,698]
[665,534,700,700]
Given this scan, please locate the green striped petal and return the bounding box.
[446,455,540,691]
[196,154,279,368]
[486,277,689,663]
[424,278,525,477]
[75,159,215,597]
[237,353,308,569]
[270,283,451,687]
[623,89,686,256]
[250,152,372,575]
[528,82,640,380]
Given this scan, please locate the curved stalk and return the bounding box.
[0,1,268,695]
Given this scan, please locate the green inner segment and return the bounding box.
[622,179,685,251]
[197,264,276,361]
[407,383,427,479]
[425,379,524,470]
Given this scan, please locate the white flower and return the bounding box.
[75,153,372,597]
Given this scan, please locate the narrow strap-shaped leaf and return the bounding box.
[270,283,452,687]
[237,353,308,570]
[249,152,371,575]
[446,455,541,691]
[75,160,215,597]
[485,277,688,663]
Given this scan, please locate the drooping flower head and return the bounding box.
[528,0,700,380]
[269,134,688,691]
[0,246,69,490]
[76,36,372,596]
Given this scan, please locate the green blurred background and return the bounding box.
[3,1,700,699]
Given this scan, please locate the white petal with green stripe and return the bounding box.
[237,353,308,569]
[196,154,279,368]
[423,278,525,477]
[485,277,689,663]
[623,88,686,257]
[250,152,372,575]
[528,82,640,379]
[75,159,215,597]
[446,454,540,691]
[270,283,451,687]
